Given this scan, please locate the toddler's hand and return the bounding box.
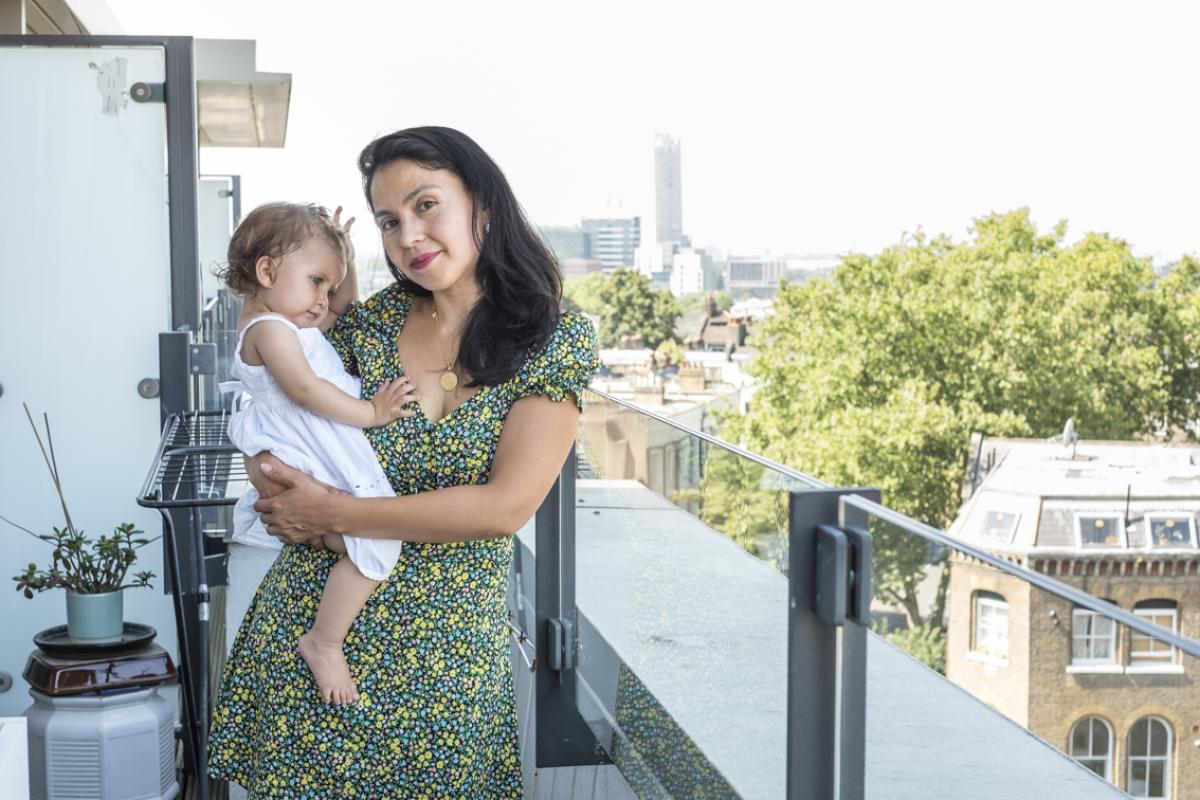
[370,377,417,426]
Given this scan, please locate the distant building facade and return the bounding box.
[726,257,787,298]
[582,217,641,269]
[670,250,703,297]
[945,437,1200,800]
[541,225,591,261]
[654,133,684,245]
[544,219,641,271]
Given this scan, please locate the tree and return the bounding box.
[596,269,681,349]
[562,272,607,316]
[723,209,1200,663]
[673,413,790,562]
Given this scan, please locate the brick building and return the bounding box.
[945,437,1200,799]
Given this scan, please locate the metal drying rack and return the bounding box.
[138,409,246,800]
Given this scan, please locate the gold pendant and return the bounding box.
[440,370,459,392]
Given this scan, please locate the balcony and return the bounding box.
[4,33,1199,800]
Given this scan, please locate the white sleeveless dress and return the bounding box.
[220,314,402,581]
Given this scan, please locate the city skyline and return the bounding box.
[107,0,1200,269]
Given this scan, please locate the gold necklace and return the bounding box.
[430,302,459,392]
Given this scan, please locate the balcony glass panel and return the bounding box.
[845,499,1197,800]
[568,389,810,799]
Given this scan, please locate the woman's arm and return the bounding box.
[255,394,580,544]
[247,321,414,428]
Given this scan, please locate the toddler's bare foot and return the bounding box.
[298,631,359,704]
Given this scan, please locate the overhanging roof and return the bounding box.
[194,38,291,148]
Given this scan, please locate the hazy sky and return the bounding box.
[106,0,1200,265]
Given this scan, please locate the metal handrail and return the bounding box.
[585,386,829,489]
[586,385,1200,660]
[841,494,1200,659]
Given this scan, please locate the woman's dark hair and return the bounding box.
[358,126,562,388]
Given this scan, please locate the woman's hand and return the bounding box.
[332,205,356,270]
[253,460,348,546]
[246,452,291,499]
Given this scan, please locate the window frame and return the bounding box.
[1071,607,1118,666]
[972,591,1010,661]
[1067,715,1114,782]
[1130,602,1179,666]
[979,509,1020,545]
[1074,512,1127,548]
[1145,514,1198,549]
[1126,716,1172,800]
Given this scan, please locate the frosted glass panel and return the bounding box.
[0,45,177,716]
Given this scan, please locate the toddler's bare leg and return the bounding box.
[322,533,347,554]
[297,556,380,705]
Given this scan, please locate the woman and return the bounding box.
[208,126,599,798]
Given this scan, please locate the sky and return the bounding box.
[105,0,1200,266]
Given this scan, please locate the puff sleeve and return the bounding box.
[516,313,600,409]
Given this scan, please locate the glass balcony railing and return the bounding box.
[570,389,815,798]
[849,497,1199,800]
[517,386,1200,800]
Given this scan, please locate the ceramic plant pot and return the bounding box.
[65,590,124,639]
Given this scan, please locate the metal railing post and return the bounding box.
[534,444,611,767]
[788,487,880,800]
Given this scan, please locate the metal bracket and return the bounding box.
[547,617,578,672]
[842,525,872,624]
[196,582,210,622]
[130,81,164,103]
[814,525,849,625]
[189,343,216,376]
[814,524,873,626]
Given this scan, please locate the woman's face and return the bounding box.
[370,159,484,295]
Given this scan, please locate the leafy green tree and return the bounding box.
[724,209,1200,657]
[874,618,947,673]
[673,414,790,560]
[562,272,607,316]
[596,269,681,349]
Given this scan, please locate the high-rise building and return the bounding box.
[582,217,641,269]
[540,226,591,261]
[655,134,684,245]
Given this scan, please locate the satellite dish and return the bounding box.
[1061,418,1078,458]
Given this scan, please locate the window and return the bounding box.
[1068,716,1113,780]
[979,510,1019,544]
[1131,600,1178,665]
[1147,515,1197,548]
[973,591,1009,659]
[1076,514,1125,547]
[1127,717,1172,799]
[1072,608,1117,665]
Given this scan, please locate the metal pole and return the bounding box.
[788,487,879,800]
[163,36,201,335]
[534,445,610,767]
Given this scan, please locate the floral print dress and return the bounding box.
[209,284,600,798]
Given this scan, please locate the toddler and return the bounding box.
[218,202,413,705]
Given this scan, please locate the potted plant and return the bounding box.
[3,404,155,640]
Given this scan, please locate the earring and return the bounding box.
[485,221,492,235]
